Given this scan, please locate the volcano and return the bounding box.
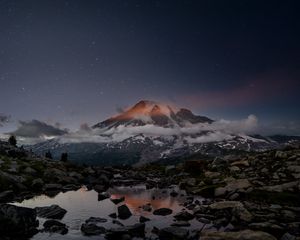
[28,100,300,166]
[92,100,213,129]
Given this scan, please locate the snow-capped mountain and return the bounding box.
[28,100,300,166]
[92,100,213,129]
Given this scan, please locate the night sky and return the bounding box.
[0,0,299,134]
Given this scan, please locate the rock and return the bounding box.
[200,229,277,240]
[44,168,67,181]
[43,219,68,235]
[275,151,288,159]
[260,181,299,192]
[159,227,189,240]
[109,213,117,219]
[44,183,63,191]
[81,222,106,235]
[170,190,179,197]
[215,179,251,197]
[153,208,173,216]
[249,222,284,238]
[229,166,241,173]
[126,223,145,237]
[171,221,191,227]
[139,216,150,223]
[205,171,221,178]
[174,211,194,221]
[31,178,44,190]
[118,205,132,219]
[98,192,110,201]
[111,196,125,204]
[85,217,107,223]
[184,160,206,173]
[142,203,152,212]
[35,205,67,219]
[94,184,107,193]
[0,203,38,238]
[231,160,250,167]
[0,190,14,203]
[281,232,298,240]
[24,167,37,175]
[191,185,218,198]
[209,201,253,222]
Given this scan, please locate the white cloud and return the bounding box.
[56,114,259,144]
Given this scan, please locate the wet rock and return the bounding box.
[94,184,107,193]
[109,213,117,219]
[85,216,107,223]
[98,192,110,201]
[43,219,68,235]
[170,190,179,197]
[159,227,189,240]
[153,208,173,216]
[111,196,125,204]
[174,211,194,221]
[0,190,14,203]
[81,222,106,235]
[140,215,150,223]
[0,203,38,238]
[200,229,277,240]
[118,204,132,219]
[35,204,67,219]
[141,203,152,212]
[126,223,145,237]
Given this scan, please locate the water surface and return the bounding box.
[13,185,205,239]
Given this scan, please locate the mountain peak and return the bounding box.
[92,100,212,129]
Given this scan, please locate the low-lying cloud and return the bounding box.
[58,115,259,144]
[12,120,68,138]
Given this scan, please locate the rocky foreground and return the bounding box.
[0,140,300,240]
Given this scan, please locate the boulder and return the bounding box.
[215,179,251,197]
[209,201,253,222]
[0,203,38,238]
[174,211,194,221]
[81,222,106,235]
[98,192,110,201]
[43,219,68,235]
[153,208,173,216]
[118,205,132,219]
[31,178,44,190]
[260,181,299,192]
[111,196,125,204]
[139,216,150,223]
[0,190,14,203]
[35,205,67,219]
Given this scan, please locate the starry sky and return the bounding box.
[0,0,299,134]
